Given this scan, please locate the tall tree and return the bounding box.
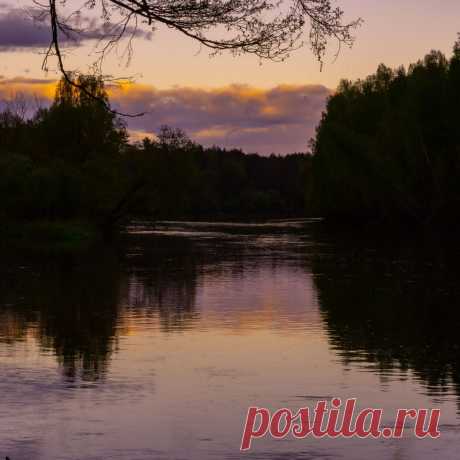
[309,39,460,225]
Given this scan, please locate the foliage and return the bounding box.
[310,39,460,224]
[0,76,310,229]
[131,134,309,218]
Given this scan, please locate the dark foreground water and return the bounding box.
[1,220,459,459]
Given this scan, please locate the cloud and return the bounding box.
[0,76,55,101]
[0,8,152,51]
[0,77,330,154]
[111,83,330,154]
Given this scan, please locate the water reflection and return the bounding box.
[0,222,313,379]
[1,221,460,459]
[1,223,460,398]
[311,228,460,406]
[0,247,121,381]
[122,235,200,332]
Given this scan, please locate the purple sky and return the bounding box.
[1,0,460,153]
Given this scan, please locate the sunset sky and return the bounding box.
[1,0,460,153]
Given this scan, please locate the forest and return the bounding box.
[0,76,309,233]
[311,39,460,225]
[3,40,460,236]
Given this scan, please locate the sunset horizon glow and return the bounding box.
[2,0,460,153]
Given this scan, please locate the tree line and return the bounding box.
[3,39,460,231]
[310,39,460,225]
[0,77,309,228]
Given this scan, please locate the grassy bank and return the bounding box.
[0,220,100,251]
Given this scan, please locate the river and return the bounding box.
[0,220,459,459]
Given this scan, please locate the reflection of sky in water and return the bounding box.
[0,220,459,459]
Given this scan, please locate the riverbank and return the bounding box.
[0,220,100,250]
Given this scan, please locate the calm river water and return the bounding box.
[1,220,459,459]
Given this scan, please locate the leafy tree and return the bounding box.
[35,74,127,164]
[1,74,310,228]
[310,39,460,225]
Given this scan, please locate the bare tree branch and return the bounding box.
[42,0,145,117]
[41,0,362,116]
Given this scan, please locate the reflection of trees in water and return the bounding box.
[0,227,309,382]
[9,221,459,404]
[0,239,204,380]
[311,229,460,403]
[120,231,308,332]
[121,235,201,332]
[0,235,211,379]
[0,247,121,381]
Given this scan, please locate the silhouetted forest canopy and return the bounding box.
[4,40,460,235]
[310,39,460,225]
[0,76,309,231]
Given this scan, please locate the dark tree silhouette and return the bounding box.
[0,75,310,227]
[310,228,460,408]
[309,38,460,226]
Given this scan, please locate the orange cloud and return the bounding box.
[110,82,330,153]
[0,77,56,101]
[0,77,330,154]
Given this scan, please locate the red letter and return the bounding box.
[355,409,383,438]
[292,408,313,438]
[326,398,342,437]
[394,409,417,438]
[241,407,270,451]
[415,409,441,439]
[312,401,328,437]
[340,399,357,436]
[270,409,293,439]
